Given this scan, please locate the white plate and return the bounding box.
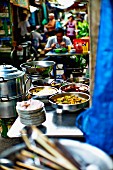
[59,139,113,170]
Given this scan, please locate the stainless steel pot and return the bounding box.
[0,64,25,97]
[20,61,55,76]
[0,95,24,118]
[0,64,26,118]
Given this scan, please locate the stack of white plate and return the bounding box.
[16,99,46,126]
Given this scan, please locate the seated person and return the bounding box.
[43,28,72,78]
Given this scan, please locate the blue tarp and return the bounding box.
[76,0,113,155]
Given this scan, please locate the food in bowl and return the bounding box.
[51,79,66,88]
[62,47,67,53]
[32,79,54,86]
[67,77,89,85]
[20,61,55,75]
[49,92,90,112]
[54,48,62,53]
[54,48,67,53]
[60,83,89,93]
[53,94,87,104]
[28,86,58,97]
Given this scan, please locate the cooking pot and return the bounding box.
[20,61,55,76]
[0,64,26,118]
[0,95,24,118]
[0,64,25,97]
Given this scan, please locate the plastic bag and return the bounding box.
[55,20,62,29]
[76,0,113,155]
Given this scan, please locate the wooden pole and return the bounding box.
[89,0,101,103]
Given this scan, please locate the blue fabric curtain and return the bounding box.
[76,0,113,155]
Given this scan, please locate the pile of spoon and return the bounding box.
[0,126,100,170]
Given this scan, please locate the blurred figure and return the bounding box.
[84,9,89,23]
[31,26,43,50]
[63,13,78,43]
[44,13,56,36]
[44,28,72,53]
[44,28,72,78]
[18,13,31,42]
[76,13,83,23]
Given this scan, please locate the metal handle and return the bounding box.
[0,95,9,102]
[0,77,7,82]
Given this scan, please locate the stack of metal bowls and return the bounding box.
[16,99,46,126]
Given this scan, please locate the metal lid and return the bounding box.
[0,64,25,79]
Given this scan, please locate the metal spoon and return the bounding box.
[0,158,14,168]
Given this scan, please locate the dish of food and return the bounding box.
[28,86,58,97]
[60,83,89,93]
[54,48,67,53]
[67,77,89,85]
[49,92,90,112]
[53,95,87,105]
[51,79,67,89]
[20,61,55,75]
[32,79,54,86]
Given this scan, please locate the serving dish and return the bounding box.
[54,48,67,53]
[67,77,89,85]
[49,92,90,112]
[28,86,58,97]
[50,79,67,89]
[32,78,54,86]
[32,79,66,89]
[60,83,89,93]
[28,86,58,104]
[20,61,55,75]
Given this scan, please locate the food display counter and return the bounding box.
[8,104,83,139]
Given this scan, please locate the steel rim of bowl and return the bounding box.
[28,86,58,98]
[59,83,89,93]
[49,92,90,106]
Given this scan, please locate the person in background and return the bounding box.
[30,26,43,50]
[63,13,78,43]
[44,13,56,36]
[44,28,72,78]
[84,9,89,23]
[18,13,31,43]
[76,13,83,23]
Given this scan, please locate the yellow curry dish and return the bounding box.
[53,95,87,105]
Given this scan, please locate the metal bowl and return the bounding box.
[32,78,54,86]
[28,86,58,99]
[66,77,90,85]
[49,92,90,112]
[60,83,89,93]
[20,61,55,76]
